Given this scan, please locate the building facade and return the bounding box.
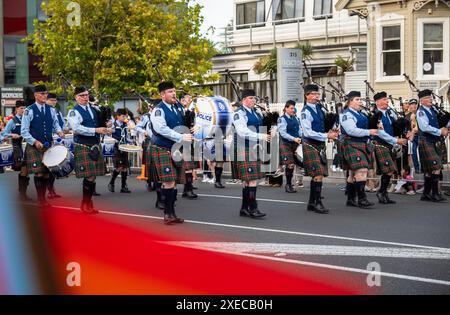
[211,0,368,102]
[336,0,450,101]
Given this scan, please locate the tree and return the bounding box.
[26,0,219,103]
[334,55,356,73]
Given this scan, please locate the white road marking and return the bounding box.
[166,242,450,260]
[55,205,450,253]
[192,193,307,205]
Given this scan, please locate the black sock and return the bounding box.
[18,174,29,195]
[121,171,128,188]
[247,187,257,210]
[355,181,366,201]
[379,174,391,194]
[241,187,248,210]
[309,180,316,205]
[88,180,95,199]
[315,181,323,204]
[47,174,56,193]
[347,182,356,201]
[431,174,440,196]
[285,168,293,186]
[215,167,223,184]
[82,178,91,204]
[34,177,45,201]
[110,170,119,185]
[423,175,432,195]
[170,189,177,215]
[185,173,193,192]
[162,188,173,215]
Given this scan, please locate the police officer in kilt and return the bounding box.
[300,84,339,214]
[46,93,66,200]
[108,108,132,193]
[21,84,64,207]
[416,89,449,202]
[232,89,270,219]
[178,91,199,199]
[150,81,192,224]
[1,100,31,200]
[372,92,409,204]
[340,91,378,208]
[277,100,302,193]
[68,86,112,214]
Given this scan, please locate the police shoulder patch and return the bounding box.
[342,115,347,121]
[277,118,282,124]
[234,113,240,121]
[24,109,29,116]
[155,109,162,117]
[301,113,306,120]
[69,110,76,117]
[418,111,424,117]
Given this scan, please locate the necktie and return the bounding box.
[41,106,45,116]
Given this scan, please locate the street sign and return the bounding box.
[276,48,302,103]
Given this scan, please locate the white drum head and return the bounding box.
[0,144,13,152]
[43,145,68,167]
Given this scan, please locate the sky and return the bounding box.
[195,0,234,44]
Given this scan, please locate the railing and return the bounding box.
[230,14,366,50]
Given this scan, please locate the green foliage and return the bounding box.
[295,41,314,61]
[334,55,355,72]
[26,0,219,103]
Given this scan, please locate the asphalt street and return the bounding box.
[2,170,449,294]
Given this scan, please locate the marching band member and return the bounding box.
[21,85,64,207]
[277,100,302,193]
[340,91,378,208]
[136,104,155,191]
[46,93,65,200]
[232,89,270,219]
[150,82,191,224]
[372,92,409,204]
[68,86,111,214]
[416,89,448,202]
[1,100,30,200]
[300,84,339,214]
[108,108,132,193]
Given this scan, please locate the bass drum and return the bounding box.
[193,96,233,140]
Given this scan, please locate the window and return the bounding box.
[37,0,47,22]
[417,18,449,80]
[313,0,332,19]
[273,0,305,21]
[381,25,401,76]
[3,37,28,85]
[236,1,265,28]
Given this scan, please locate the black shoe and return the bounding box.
[432,194,446,202]
[182,190,198,199]
[249,208,266,218]
[47,191,62,199]
[307,203,316,211]
[39,200,52,208]
[172,214,185,224]
[92,191,101,196]
[376,192,387,204]
[20,194,33,202]
[383,193,396,204]
[163,214,176,225]
[108,183,115,193]
[215,182,225,189]
[285,184,297,193]
[81,201,97,214]
[420,193,434,201]
[346,198,358,207]
[192,185,198,190]
[120,186,131,193]
[314,202,329,214]
[240,208,251,217]
[358,198,374,208]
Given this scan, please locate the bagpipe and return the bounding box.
[404,73,450,128]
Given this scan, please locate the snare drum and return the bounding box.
[118,144,142,153]
[0,144,14,167]
[102,137,116,157]
[42,145,74,178]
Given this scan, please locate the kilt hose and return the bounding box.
[112,144,130,169]
[372,141,397,175]
[302,141,328,178]
[25,144,49,175]
[279,139,298,166]
[418,139,443,173]
[12,142,25,171]
[150,145,185,184]
[74,144,106,178]
[231,144,264,182]
[342,138,372,171]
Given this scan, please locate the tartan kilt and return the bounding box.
[302,142,328,178]
[279,140,298,166]
[74,144,106,178]
[144,143,157,182]
[341,139,372,171]
[25,144,49,175]
[418,139,442,173]
[151,145,185,184]
[183,160,201,171]
[372,141,397,175]
[231,145,263,182]
[112,144,130,169]
[438,141,448,165]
